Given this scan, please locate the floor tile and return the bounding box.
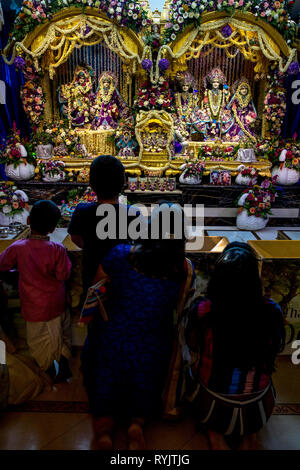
[0,412,87,450]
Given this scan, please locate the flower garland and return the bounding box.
[17,57,45,126]
[0,183,29,217]
[264,70,286,137]
[237,178,277,219]
[11,0,150,43]
[134,78,174,113]
[163,0,297,44]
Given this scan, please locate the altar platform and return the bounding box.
[15,181,300,227]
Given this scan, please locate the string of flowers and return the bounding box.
[264,69,286,137]
[0,183,29,217]
[163,0,297,44]
[237,177,277,219]
[15,57,45,126]
[11,0,150,42]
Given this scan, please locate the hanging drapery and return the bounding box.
[2,11,148,80]
[158,12,297,82]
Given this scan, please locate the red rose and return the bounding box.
[286,150,293,159]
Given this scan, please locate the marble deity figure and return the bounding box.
[194,68,234,140]
[227,78,257,143]
[58,66,94,127]
[90,72,128,130]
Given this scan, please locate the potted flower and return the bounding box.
[236,178,277,231]
[34,129,54,160]
[0,128,36,181]
[0,184,29,226]
[179,161,205,185]
[235,165,258,186]
[271,144,300,185]
[38,160,66,183]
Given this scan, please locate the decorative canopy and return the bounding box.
[2,6,149,78]
[158,11,297,77]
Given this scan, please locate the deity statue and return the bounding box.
[116,128,138,159]
[90,72,128,130]
[142,128,168,153]
[227,78,257,143]
[53,135,68,156]
[175,72,199,133]
[194,68,234,140]
[58,66,94,127]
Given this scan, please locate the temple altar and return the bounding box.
[0,1,299,189]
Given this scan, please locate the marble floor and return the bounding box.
[0,352,300,451]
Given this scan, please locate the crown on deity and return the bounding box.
[99,71,117,87]
[233,77,251,93]
[74,65,94,80]
[204,68,226,88]
[178,71,197,89]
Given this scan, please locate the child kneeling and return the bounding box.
[185,242,285,450]
[0,200,72,382]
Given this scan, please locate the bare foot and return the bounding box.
[97,434,113,450]
[238,433,258,450]
[208,430,231,450]
[94,416,114,451]
[128,422,146,450]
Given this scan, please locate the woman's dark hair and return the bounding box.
[130,202,186,280]
[206,242,285,373]
[29,200,61,235]
[90,155,125,200]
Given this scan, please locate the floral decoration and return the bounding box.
[237,177,278,219]
[0,183,29,217]
[37,159,65,178]
[60,186,97,218]
[239,166,259,178]
[182,161,205,178]
[270,140,300,172]
[264,70,286,137]
[0,128,36,168]
[134,78,174,112]
[198,144,239,161]
[11,0,150,42]
[20,58,45,126]
[42,120,84,156]
[163,0,296,44]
